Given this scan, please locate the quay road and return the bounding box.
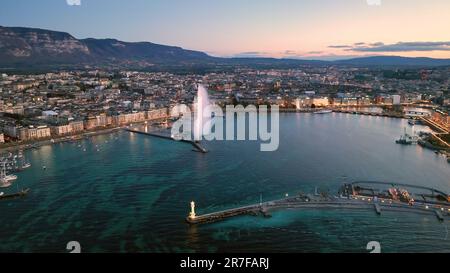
[186,194,450,225]
[429,132,450,149]
[420,117,449,134]
[332,109,404,118]
[419,117,450,148]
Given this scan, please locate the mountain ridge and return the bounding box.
[1,26,450,70]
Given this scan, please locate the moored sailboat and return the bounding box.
[0,161,17,188]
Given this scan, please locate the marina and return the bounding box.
[1,162,18,188]
[0,151,31,197]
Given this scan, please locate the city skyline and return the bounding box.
[1,0,450,60]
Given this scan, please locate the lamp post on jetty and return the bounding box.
[189,201,196,220]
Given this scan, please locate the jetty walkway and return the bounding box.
[186,193,450,225]
[124,128,208,153]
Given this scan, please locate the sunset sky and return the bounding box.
[1,0,450,60]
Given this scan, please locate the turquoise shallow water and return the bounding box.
[0,113,449,253]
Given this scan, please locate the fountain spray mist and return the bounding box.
[194,84,211,141]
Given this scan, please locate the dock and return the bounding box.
[186,204,260,224]
[185,196,367,225]
[0,188,30,200]
[125,128,208,153]
[374,203,382,215]
[435,210,444,221]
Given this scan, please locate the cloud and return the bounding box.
[369,42,384,47]
[328,45,352,49]
[330,43,366,49]
[299,54,374,61]
[233,51,270,58]
[283,50,298,56]
[66,0,81,6]
[234,50,327,59]
[347,41,450,52]
[307,51,324,55]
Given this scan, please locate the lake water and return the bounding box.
[1,113,449,253]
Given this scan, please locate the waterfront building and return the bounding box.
[52,124,72,136]
[96,113,108,127]
[114,112,147,126]
[405,110,430,118]
[332,97,358,106]
[19,126,51,141]
[69,121,85,133]
[2,124,20,138]
[393,95,401,105]
[146,108,168,120]
[312,97,330,107]
[295,97,312,109]
[51,120,85,136]
[84,117,99,130]
[358,97,372,106]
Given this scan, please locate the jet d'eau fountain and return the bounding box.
[171,84,280,152]
[194,84,213,142]
[164,84,211,153]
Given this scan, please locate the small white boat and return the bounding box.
[5,174,17,181]
[0,192,4,196]
[0,179,11,188]
[314,110,333,114]
[171,133,184,140]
